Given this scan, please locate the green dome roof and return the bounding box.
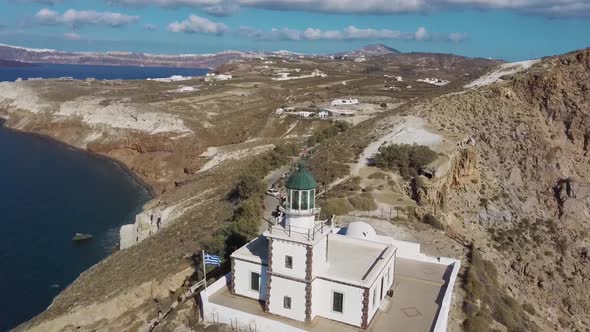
[286,164,317,190]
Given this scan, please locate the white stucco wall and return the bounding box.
[312,235,328,277]
[390,239,422,258]
[367,254,396,323]
[312,278,364,327]
[268,276,307,322]
[285,213,315,230]
[202,274,305,332]
[233,259,267,301]
[271,240,308,280]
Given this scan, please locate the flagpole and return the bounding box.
[202,250,207,289]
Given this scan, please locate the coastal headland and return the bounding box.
[2,46,589,331]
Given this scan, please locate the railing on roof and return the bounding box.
[268,217,332,241]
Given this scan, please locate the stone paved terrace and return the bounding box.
[207,257,452,332]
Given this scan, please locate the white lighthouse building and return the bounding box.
[228,164,397,329]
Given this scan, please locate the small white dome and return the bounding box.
[345,222,376,240]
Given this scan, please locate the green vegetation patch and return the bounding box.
[374,143,438,179]
[307,120,351,146]
[204,146,291,259]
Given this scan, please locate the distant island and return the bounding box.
[0,59,33,67]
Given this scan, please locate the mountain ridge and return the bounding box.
[337,43,402,57]
[0,42,429,69]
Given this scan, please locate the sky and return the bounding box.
[0,0,588,61]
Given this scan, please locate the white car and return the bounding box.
[266,188,280,196]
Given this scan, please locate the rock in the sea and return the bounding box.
[72,233,93,241]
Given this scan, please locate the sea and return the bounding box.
[0,62,208,82]
[0,62,208,330]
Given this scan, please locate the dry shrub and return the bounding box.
[348,193,377,211]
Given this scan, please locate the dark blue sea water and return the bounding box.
[0,127,151,330]
[0,63,208,82]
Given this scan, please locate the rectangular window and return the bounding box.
[250,272,260,291]
[333,292,344,313]
[301,190,309,210]
[283,296,292,309]
[285,255,293,269]
[292,190,300,210]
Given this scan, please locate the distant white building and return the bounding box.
[205,73,232,81]
[275,108,284,115]
[385,75,403,82]
[318,110,329,118]
[417,78,450,86]
[299,111,313,118]
[217,74,232,80]
[311,69,327,78]
[331,98,359,106]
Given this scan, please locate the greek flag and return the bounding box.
[204,253,221,266]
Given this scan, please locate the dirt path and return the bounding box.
[259,165,290,233]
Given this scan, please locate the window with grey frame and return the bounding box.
[250,272,260,291]
[332,291,344,313]
[283,296,292,309]
[285,255,293,269]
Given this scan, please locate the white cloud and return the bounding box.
[239,0,590,17]
[167,14,228,34]
[414,27,429,41]
[64,32,81,40]
[106,0,590,17]
[18,0,63,4]
[448,32,468,43]
[236,25,463,42]
[344,26,403,40]
[35,8,139,27]
[202,2,240,16]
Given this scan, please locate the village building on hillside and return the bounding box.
[205,73,232,81]
[331,98,359,106]
[200,164,461,332]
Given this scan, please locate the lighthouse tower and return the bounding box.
[262,162,330,323]
[283,163,318,230]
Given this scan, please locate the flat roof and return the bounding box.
[318,234,395,287]
[208,256,454,332]
[231,235,268,265]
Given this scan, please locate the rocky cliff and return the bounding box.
[411,48,590,331]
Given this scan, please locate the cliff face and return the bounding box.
[410,49,590,331]
[413,144,478,211]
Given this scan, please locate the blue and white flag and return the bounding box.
[204,253,221,266]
